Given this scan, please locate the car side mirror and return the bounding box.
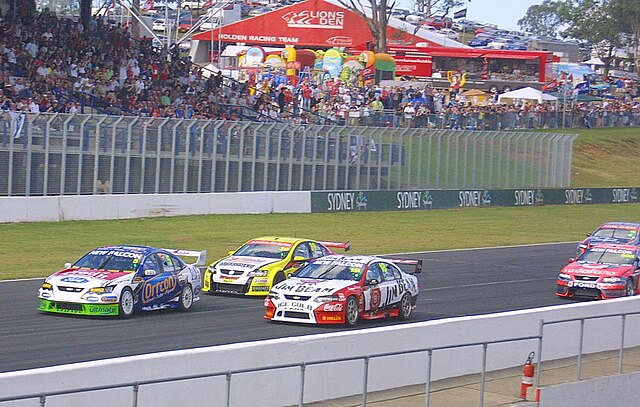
[64,262,72,269]
[568,258,576,263]
[293,256,306,261]
[144,269,157,276]
[227,250,235,255]
[367,279,379,286]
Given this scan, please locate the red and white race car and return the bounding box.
[557,243,640,300]
[264,255,421,326]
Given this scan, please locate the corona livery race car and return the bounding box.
[38,245,206,317]
[556,244,640,300]
[576,222,640,256]
[264,255,421,325]
[202,236,350,296]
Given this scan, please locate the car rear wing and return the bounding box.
[318,241,351,252]
[379,257,423,274]
[163,249,208,267]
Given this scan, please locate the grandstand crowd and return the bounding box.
[1,9,639,129]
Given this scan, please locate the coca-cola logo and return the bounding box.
[323,303,344,312]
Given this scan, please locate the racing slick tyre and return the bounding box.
[625,279,636,297]
[178,284,194,311]
[273,272,286,286]
[399,293,413,320]
[345,296,359,327]
[118,288,135,319]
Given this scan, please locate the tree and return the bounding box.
[518,0,629,74]
[517,0,564,38]
[609,0,640,72]
[335,0,465,52]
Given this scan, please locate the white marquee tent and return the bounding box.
[497,87,558,104]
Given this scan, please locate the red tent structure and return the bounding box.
[192,0,465,49]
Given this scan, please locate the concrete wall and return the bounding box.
[2,297,640,406]
[0,192,311,223]
[540,372,640,406]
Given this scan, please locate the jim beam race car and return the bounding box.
[203,237,350,296]
[557,244,640,300]
[264,255,421,326]
[38,245,206,317]
[576,222,640,256]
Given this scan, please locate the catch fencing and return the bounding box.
[0,112,577,197]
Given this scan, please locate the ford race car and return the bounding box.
[264,255,421,326]
[203,236,350,296]
[576,222,640,256]
[38,245,206,317]
[557,244,640,300]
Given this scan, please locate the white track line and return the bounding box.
[2,242,576,284]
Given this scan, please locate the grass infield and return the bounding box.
[1,127,638,280]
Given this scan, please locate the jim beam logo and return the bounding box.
[281,10,344,29]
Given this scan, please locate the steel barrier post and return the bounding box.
[577,319,584,380]
[132,383,139,407]
[535,320,543,392]
[77,115,93,195]
[39,394,45,407]
[362,356,370,407]
[299,363,306,407]
[425,349,433,407]
[225,373,232,407]
[184,120,198,193]
[619,314,626,374]
[59,114,75,195]
[125,117,139,194]
[479,343,488,407]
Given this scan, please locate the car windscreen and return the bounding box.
[234,243,290,259]
[73,250,143,272]
[580,249,636,265]
[593,227,638,239]
[295,261,362,281]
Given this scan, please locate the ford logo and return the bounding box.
[61,277,89,284]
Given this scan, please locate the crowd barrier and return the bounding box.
[2,187,639,223]
[2,297,640,406]
[334,109,640,130]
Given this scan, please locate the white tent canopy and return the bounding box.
[497,87,558,104]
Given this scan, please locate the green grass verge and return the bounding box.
[3,204,639,280]
[3,127,638,281]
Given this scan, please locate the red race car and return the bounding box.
[264,255,421,326]
[557,244,640,300]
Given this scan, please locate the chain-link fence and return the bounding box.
[0,113,578,196]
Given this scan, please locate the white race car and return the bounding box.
[264,255,421,326]
[38,245,206,318]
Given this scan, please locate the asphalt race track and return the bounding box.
[1,242,577,373]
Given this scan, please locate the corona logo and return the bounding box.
[142,275,177,303]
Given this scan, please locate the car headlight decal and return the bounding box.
[248,269,268,277]
[314,295,339,303]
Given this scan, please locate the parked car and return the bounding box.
[438,28,459,40]
[468,37,492,47]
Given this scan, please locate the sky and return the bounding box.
[399,0,544,31]
[464,0,543,30]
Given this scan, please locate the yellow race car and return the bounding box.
[203,236,350,296]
